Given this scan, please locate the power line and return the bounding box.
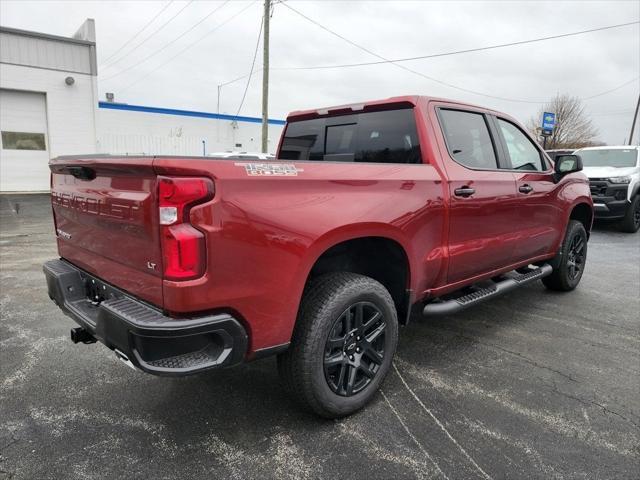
[279,12,638,70]
[581,77,639,100]
[235,16,263,117]
[115,1,258,93]
[101,0,231,81]
[279,2,533,103]
[100,0,175,66]
[220,70,257,88]
[101,0,194,69]
[214,70,637,109]
[591,109,634,116]
[280,3,638,104]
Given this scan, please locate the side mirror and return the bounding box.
[554,154,583,176]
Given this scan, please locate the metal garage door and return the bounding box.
[0,89,50,192]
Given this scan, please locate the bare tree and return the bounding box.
[527,94,599,149]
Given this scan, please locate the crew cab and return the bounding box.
[43,96,593,417]
[574,145,640,232]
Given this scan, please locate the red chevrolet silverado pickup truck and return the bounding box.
[44,96,593,417]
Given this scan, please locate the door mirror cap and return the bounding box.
[554,154,583,175]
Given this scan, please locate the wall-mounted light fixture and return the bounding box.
[65,76,75,86]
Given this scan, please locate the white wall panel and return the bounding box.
[97,107,285,157]
[0,31,92,74]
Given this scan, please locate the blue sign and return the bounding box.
[542,112,556,131]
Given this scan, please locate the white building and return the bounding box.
[97,101,285,157]
[0,20,286,192]
[0,20,99,192]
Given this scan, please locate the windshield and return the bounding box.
[579,149,638,168]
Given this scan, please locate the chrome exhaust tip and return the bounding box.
[114,349,137,371]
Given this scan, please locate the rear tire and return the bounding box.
[278,272,398,418]
[543,220,588,291]
[619,195,640,233]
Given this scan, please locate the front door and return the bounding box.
[493,117,562,262]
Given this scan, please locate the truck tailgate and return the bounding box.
[50,156,163,306]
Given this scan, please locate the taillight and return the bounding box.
[158,176,214,281]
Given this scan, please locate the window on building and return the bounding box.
[1,131,47,151]
[438,109,498,169]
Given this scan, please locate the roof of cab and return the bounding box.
[286,95,503,121]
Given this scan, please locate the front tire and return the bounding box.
[278,272,398,418]
[619,195,640,233]
[543,220,588,291]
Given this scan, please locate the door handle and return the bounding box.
[519,184,533,194]
[454,186,475,197]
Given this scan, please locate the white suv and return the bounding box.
[574,146,640,233]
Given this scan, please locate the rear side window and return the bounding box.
[497,119,545,171]
[438,109,497,169]
[279,108,421,164]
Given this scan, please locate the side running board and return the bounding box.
[423,264,553,316]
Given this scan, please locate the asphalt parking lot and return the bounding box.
[1,194,639,480]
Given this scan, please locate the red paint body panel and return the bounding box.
[49,96,592,356]
[153,157,446,350]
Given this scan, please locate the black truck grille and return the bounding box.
[589,179,608,197]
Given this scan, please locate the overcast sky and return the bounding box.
[1,0,639,144]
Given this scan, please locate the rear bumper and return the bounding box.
[43,259,248,376]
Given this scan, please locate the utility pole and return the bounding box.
[629,93,640,145]
[261,0,270,153]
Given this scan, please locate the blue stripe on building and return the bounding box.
[98,102,286,126]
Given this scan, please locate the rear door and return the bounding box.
[50,156,163,306]
[433,106,520,284]
[492,116,562,262]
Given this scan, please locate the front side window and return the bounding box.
[578,149,638,168]
[279,108,421,164]
[438,109,497,169]
[497,119,545,171]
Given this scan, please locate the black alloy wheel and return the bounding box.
[566,233,586,281]
[323,301,386,396]
[543,220,588,291]
[278,272,398,418]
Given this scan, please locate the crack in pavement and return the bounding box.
[392,363,493,480]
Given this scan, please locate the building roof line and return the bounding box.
[98,101,286,125]
[0,25,95,46]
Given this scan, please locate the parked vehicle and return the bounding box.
[573,146,640,232]
[43,96,593,417]
[207,151,275,160]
